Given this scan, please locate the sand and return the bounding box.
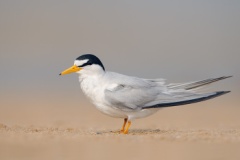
[1,98,240,160]
[1,124,240,160]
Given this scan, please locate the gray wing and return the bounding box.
[167,76,232,90]
[104,72,165,111]
[104,73,231,111]
[143,76,232,108]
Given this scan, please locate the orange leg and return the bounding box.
[123,121,131,134]
[120,118,128,133]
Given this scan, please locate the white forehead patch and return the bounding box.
[74,59,89,66]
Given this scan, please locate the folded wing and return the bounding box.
[143,76,232,109]
[104,73,231,111]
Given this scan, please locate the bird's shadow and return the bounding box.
[95,129,168,135]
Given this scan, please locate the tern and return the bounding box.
[60,54,231,134]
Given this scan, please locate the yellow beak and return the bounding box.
[59,65,81,75]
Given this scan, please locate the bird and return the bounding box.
[59,54,231,134]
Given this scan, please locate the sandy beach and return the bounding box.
[1,99,240,160]
[1,124,240,160]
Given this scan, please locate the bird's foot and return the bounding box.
[119,130,128,134]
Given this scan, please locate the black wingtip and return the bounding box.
[223,76,233,79]
[143,90,231,109]
[217,91,231,95]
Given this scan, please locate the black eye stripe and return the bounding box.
[78,62,93,67]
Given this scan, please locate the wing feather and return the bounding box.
[104,72,161,111]
[167,76,232,90]
[103,73,231,111]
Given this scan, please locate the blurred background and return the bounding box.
[0,0,239,129]
[1,1,240,160]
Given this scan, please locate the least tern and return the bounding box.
[60,54,231,134]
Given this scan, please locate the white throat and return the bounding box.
[77,64,105,81]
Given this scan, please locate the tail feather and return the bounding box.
[167,76,232,90]
[142,91,230,109]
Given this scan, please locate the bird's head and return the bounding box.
[59,54,105,76]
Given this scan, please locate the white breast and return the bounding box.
[79,75,128,118]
